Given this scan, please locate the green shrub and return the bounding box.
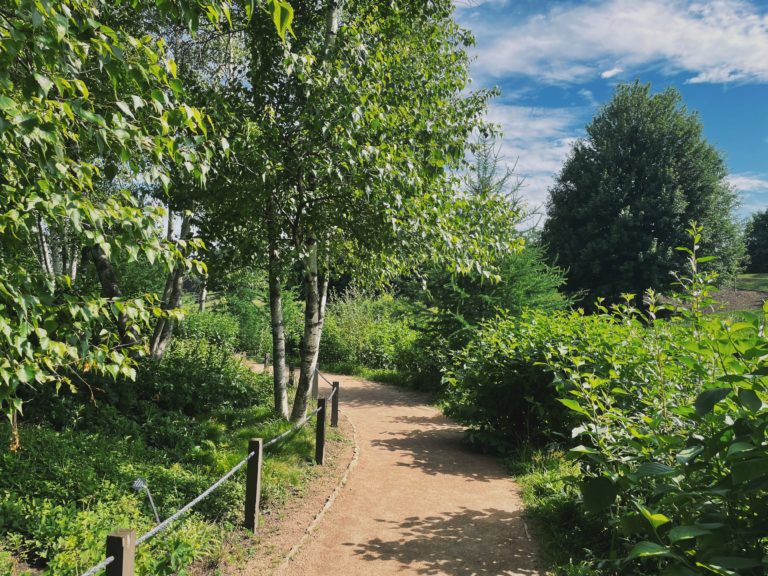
[219,270,303,358]
[138,339,271,415]
[449,225,768,574]
[320,291,420,373]
[178,311,241,351]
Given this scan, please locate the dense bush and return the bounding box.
[448,226,768,574]
[320,291,420,374]
[745,209,768,273]
[138,338,271,414]
[178,311,241,351]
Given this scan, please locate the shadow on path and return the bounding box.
[334,378,430,409]
[346,507,539,575]
[370,423,506,483]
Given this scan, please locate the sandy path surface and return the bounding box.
[279,374,542,576]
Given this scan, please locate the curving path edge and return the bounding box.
[278,374,542,576]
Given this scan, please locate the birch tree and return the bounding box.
[0,0,290,445]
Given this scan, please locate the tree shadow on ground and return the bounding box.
[369,423,505,483]
[346,507,540,575]
[330,378,430,409]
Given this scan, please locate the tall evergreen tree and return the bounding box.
[745,210,768,273]
[542,82,744,302]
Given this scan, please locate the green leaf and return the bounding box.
[558,398,590,416]
[626,541,673,561]
[668,525,711,543]
[34,73,54,97]
[637,504,671,530]
[115,100,134,118]
[0,95,16,113]
[709,557,763,570]
[737,388,762,411]
[636,462,676,477]
[726,441,755,459]
[731,457,768,484]
[676,445,703,465]
[272,1,295,40]
[580,477,618,512]
[694,388,730,416]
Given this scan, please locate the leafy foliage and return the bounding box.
[745,210,768,273]
[178,311,241,352]
[1,327,318,574]
[449,224,768,574]
[0,0,237,429]
[542,82,744,303]
[320,290,419,374]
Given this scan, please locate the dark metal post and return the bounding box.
[315,398,327,465]
[331,382,340,428]
[106,529,135,576]
[244,438,263,530]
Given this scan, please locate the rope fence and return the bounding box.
[80,368,340,576]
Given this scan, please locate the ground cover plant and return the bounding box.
[0,334,318,576]
[446,225,768,575]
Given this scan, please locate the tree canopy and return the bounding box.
[745,209,768,273]
[542,82,744,302]
[0,0,288,441]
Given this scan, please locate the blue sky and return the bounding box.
[454,0,768,220]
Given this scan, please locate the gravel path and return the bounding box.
[279,374,542,576]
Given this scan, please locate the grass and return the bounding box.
[736,273,768,292]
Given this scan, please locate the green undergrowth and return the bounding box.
[0,340,320,576]
[736,274,768,292]
[508,448,604,576]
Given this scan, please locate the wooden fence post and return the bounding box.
[311,368,319,400]
[106,529,135,576]
[331,382,339,428]
[315,398,327,465]
[244,438,263,531]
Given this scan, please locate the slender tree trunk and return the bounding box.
[35,215,55,283]
[324,0,342,57]
[269,245,289,418]
[68,247,79,284]
[150,213,191,360]
[290,238,329,421]
[90,243,132,343]
[287,0,342,421]
[266,190,289,418]
[198,277,207,312]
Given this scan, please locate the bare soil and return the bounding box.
[214,410,356,576]
[709,288,767,312]
[276,374,542,576]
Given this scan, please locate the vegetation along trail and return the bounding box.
[280,374,541,576]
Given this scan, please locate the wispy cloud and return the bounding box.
[485,103,584,209]
[468,0,768,85]
[601,67,624,79]
[727,173,768,217]
[727,173,768,193]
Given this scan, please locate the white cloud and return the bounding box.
[726,173,768,218]
[601,67,624,79]
[727,173,768,192]
[454,0,509,8]
[469,0,768,85]
[485,103,584,210]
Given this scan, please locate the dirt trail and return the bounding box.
[279,374,542,576]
